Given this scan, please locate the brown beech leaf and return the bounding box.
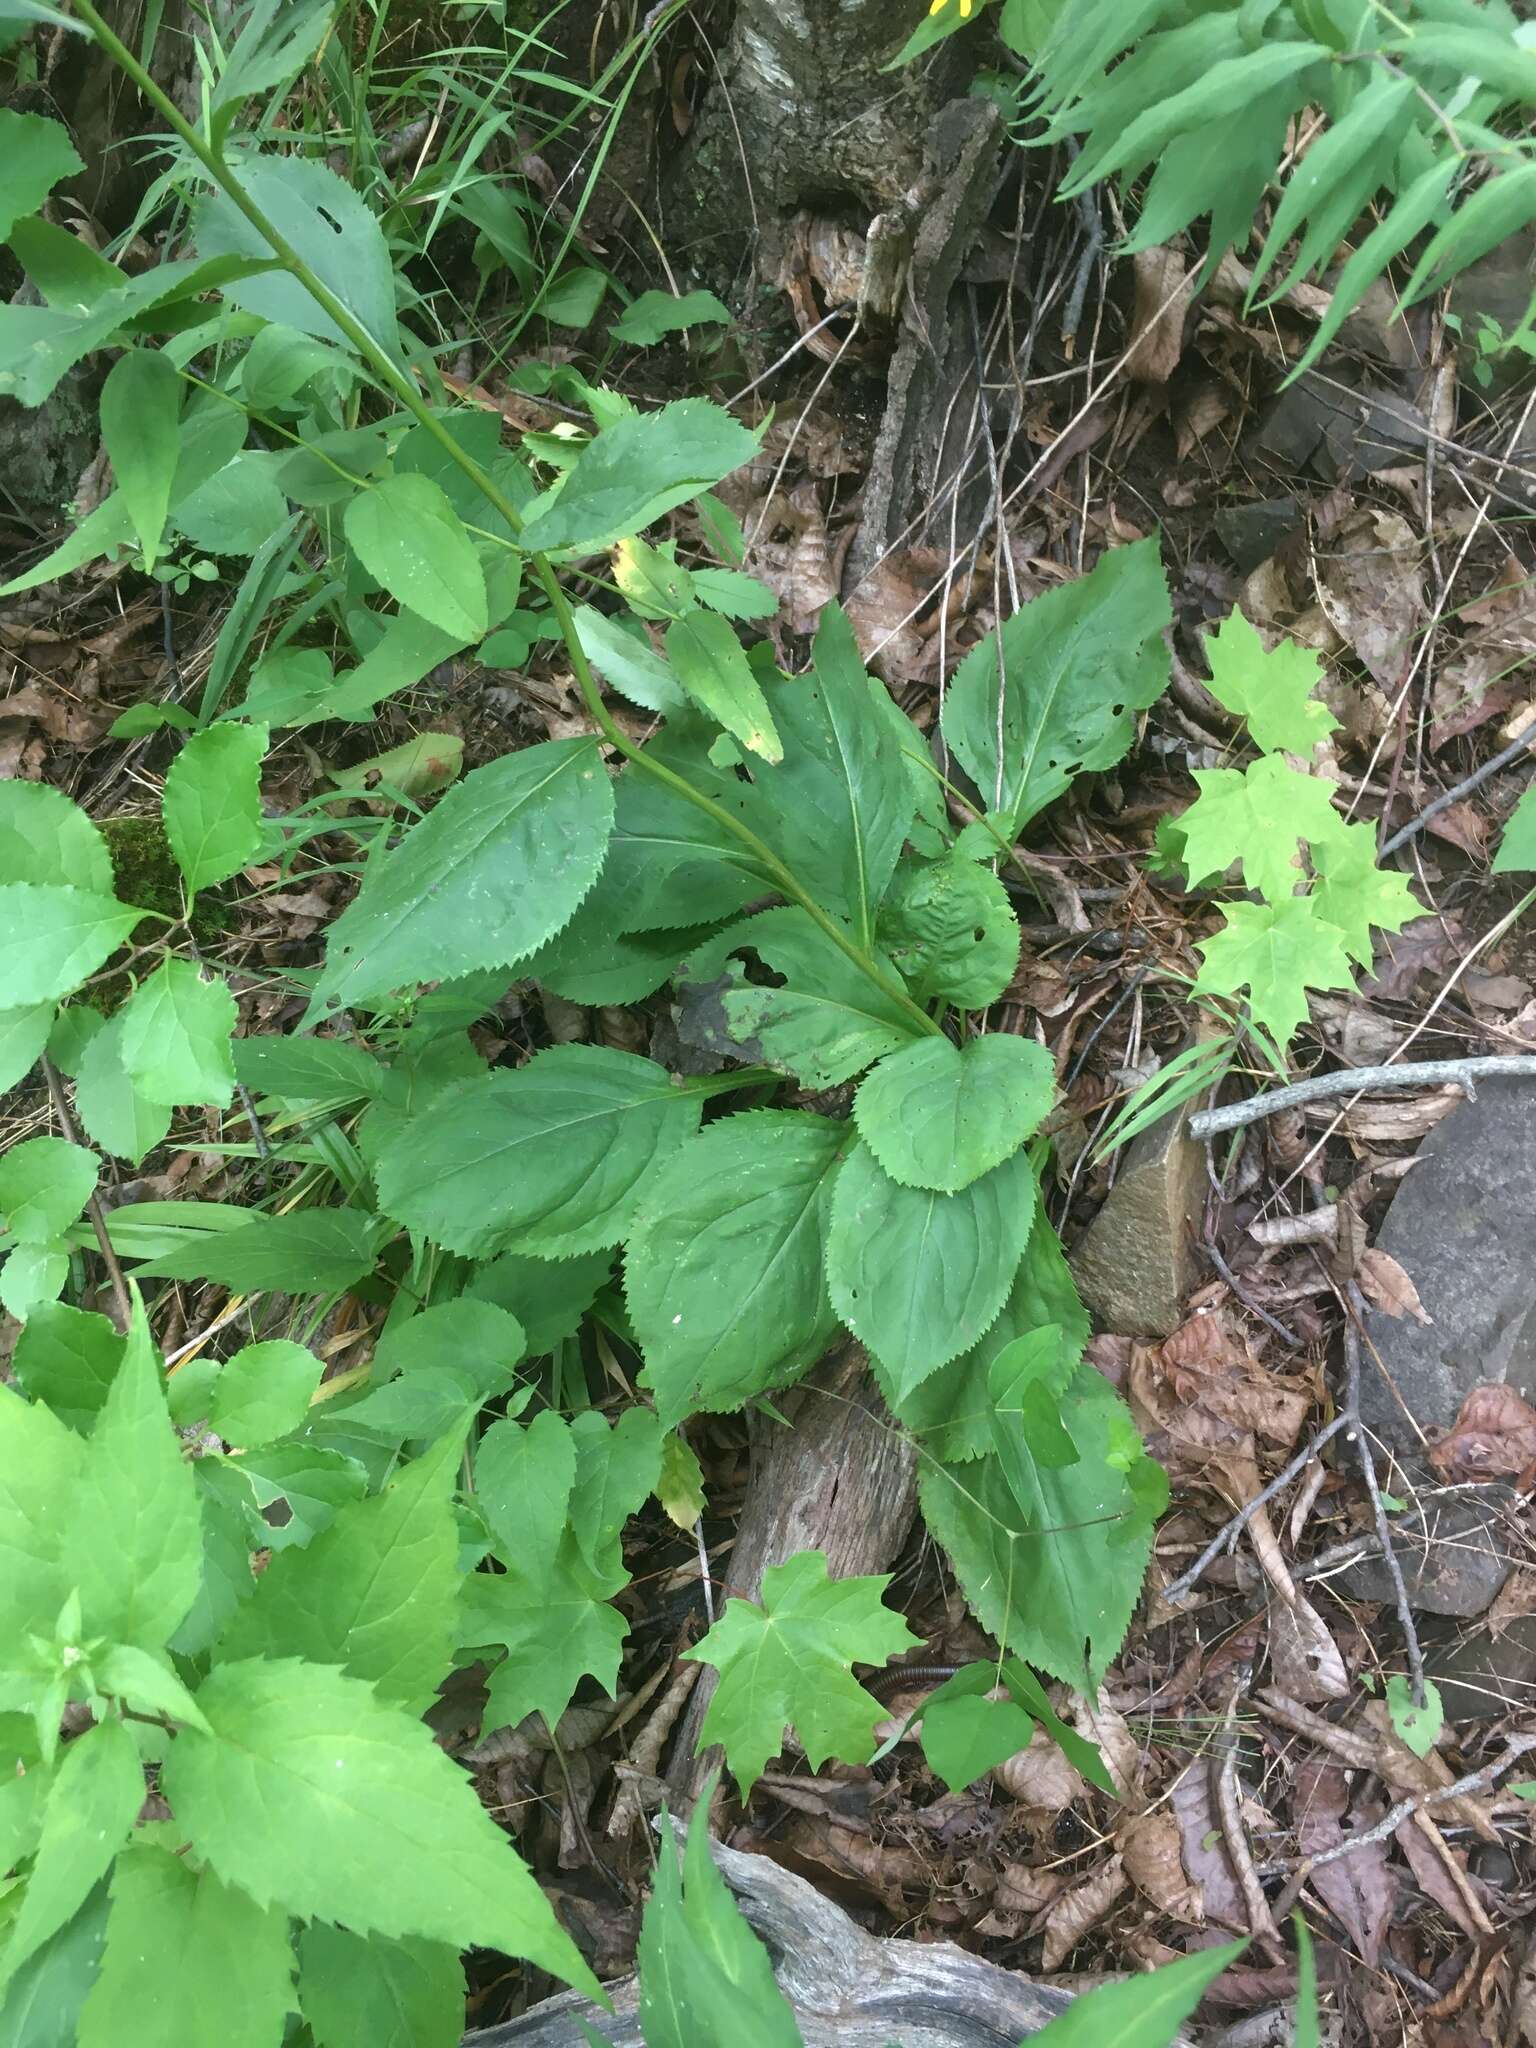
[1170,1767,1245,1927]
[1315,506,1423,689]
[1356,1247,1432,1323]
[1125,247,1195,385]
[1429,1383,1536,1482]
[1118,1807,1204,1925]
[993,1727,1085,1815]
[1295,1761,1397,1968]
[1040,1854,1128,1971]
[1394,1812,1488,1942]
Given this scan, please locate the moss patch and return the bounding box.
[90,815,231,1012]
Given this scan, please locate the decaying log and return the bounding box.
[667,1337,918,1800]
[466,1830,1198,2047]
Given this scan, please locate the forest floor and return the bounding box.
[6,105,1536,2048]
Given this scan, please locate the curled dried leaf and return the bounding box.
[1040,1854,1127,1972]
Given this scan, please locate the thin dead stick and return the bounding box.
[1378,722,1536,858]
[41,1054,132,1332]
[1213,1680,1282,1949]
[1159,1413,1353,1608]
[1188,1055,1536,1139]
[1271,1732,1536,1921]
[1344,1282,1427,1711]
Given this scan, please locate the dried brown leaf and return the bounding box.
[1429,1383,1536,1482]
[1295,1761,1398,1967]
[1118,1807,1204,1925]
[1170,1768,1246,1927]
[1125,248,1195,384]
[1040,1854,1128,1971]
[1315,507,1423,689]
[994,1727,1085,1814]
[1356,1247,1431,1324]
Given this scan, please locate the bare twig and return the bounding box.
[1378,722,1536,858]
[41,1054,132,1332]
[1213,1679,1282,1949]
[1188,1055,1536,1139]
[1159,1414,1352,1608]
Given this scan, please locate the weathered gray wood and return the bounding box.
[467,1834,1199,2047]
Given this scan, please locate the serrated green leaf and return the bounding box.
[609,288,732,346]
[375,1044,701,1260]
[630,1112,848,1427]
[65,1296,202,1650]
[128,1207,381,1293]
[691,567,778,621]
[637,1791,802,2048]
[298,1924,462,2048]
[231,1034,385,1103]
[1290,156,1460,382]
[0,1005,51,1093]
[572,604,687,715]
[940,539,1170,835]
[1249,71,1415,303]
[1193,895,1356,1049]
[0,887,141,1006]
[163,724,268,897]
[94,1644,209,1733]
[218,1430,462,1714]
[1200,611,1338,756]
[99,351,180,572]
[1309,826,1422,966]
[826,1140,1036,1395]
[344,474,488,641]
[0,1241,69,1321]
[467,1550,629,1737]
[919,1691,1036,1794]
[685,1551,917,1797]
[877,853,1020,1008]
[918,1356,1163,1691]
[1494,783,1536,873]
[0,113,82,239]
[0,1883,108,2048]
[678,908,920,1087]
[78,1845,294,2048]
[1176,754,1346,905]
[73,1015,172,1166]
[0,783,113,893]
[854,1033,1054,1193]
[12,1305,123,1432]
[0,1386,81,1645]
[466,1248,609,1355]
[118,959,237,1108]
[161,1657,596,1992]
[0,1137,98,1244]
[871,1199,1089,1462]
[611,536,694,619]
[0,1720,142,1989]
[312,738,613,1015]
[1028,1939,1247,2045]
[208,1340,324,1446]
[519,399,759,553]
[236,1443,369,1549]
[665,610,782,763]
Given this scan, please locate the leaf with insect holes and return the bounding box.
[940,539,1171,836]
[374,1044,702,1260]
[665,611,782,763]
[827,1140,1037,1397]
[311,738,613,1015]
[1201,610,1338,756]
[160,1657,597,1995]
[163,723,269,896]
[78,1845,295,2048]
[518,399,760,553]
[637,1787,802,2048]
[854,1034,1055,1193]
[100,350,181,573]
[1175,754,1347,905]
[0,886,142,1006]
[118,958,237,1108]
[344,475,488,642]
[877,853,1020,1009]
[0,1137,98,1244]
[0,782,113,892]
[686,1551,918,1797]
[1193,895,1356,1049]
[677,907,920,1088]
[630,1111,848,1428]
[1386,1674,1443,1759]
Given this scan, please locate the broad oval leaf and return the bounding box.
[118,958,237,1108]
[0,782,112,892]
[630,1110,849,1427]
[163,722,269,897]
[877,853,1020,1009]
[664,611,782,763]
[0,1136,98,1245]
[374,1043,703,1259]
[208,1339,324,1447]
[519,398,760,554]
[99,350,181,572]
[826,1140,1037,1396]
[312,737,614,1015]
[74,1013,172,1166]
[0,885,141,1005]
[854,1033,1055,1192]
[344,474,488,642]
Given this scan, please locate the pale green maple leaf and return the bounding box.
[1178,754,1346,904]
[1193,896,1355,1048]
[1309,825,1422,966]
[685,1550,917,1796]
[1202,609,1338,756]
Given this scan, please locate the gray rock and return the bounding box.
[1070,1109,1205,1339]
[1214,496,1300,574]
[1448,229,1536,398]
[1341,1478,1520,1619]
[1359,1079,1536,1459]
[1425,1614,1536,1723]
[1317,384,1428,480]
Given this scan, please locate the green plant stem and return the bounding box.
[74,0,939,1042]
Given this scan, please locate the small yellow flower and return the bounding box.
[927,0,973,16]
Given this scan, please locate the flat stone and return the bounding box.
[1425,1614,1536,1722]
[1318,384,1428,480]
[1359,1080,1536,1461]
[1069,1110,1204,1339]
[1214,496,1301,575]
[1341,1478,1519,1619]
